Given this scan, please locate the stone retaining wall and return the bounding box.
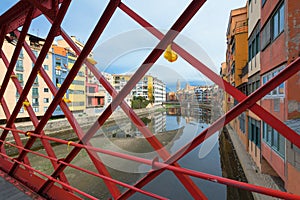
[4,106,162,155]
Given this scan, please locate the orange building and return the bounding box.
[225,5,248,148]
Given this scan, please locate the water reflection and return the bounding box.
[28,106,226,199]
[166,107,211,124]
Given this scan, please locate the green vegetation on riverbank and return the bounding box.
[131,96,149,109]
[164,104,181,108]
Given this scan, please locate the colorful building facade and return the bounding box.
[247,0,262,170]
[51,45,69,116]
[0,34,53,120]
[223,0,300,194]
[260,0,300,194]
[112,74,166,107]
[225,5,249,148]
[56,37,86,113]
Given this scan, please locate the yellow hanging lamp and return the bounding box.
[164,44,178,62]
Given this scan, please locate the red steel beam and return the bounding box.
[117,5,300,197]
[0,50,70,186]
[2,0,71,183]
[120,57,300,199]
[18,1,124,197]
[18,29,123,198]
[0,1,33,34]
[0,0,70,148]
[119,2,300,149]
[167,57,300,163]
[38,1,207,199]
[1,139,168,200]
[0,8,34,169]
[21,0,57,19]
[1,1,298,199]
[5,128,300,200]
[59,29,207,199]
[0,152,97,200]
[0,7,34,109]
[0,97,31,166]
[0,0,57,34]
[0,24,7,52]
[0,54,30,165]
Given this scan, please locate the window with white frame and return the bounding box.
[262,65,285,98]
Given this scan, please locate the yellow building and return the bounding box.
[67,51,86,112]
[112,74,166,107]
[56,37,86,113]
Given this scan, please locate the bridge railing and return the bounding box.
[0,0,299,200]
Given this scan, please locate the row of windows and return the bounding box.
[248,117,261,148]
[19,106,39,113]
[239,113,246,133]
[249,33,260,61]
[262,66,285,98]
[248,80,260,95]
[18,49,49,60]
[71,102,85,106]
[248,21,260,61]
[72,80,85,85]
[69,90,85,94]
[261,3,284,50]
[262,122,285,158]
[16,63,49,74]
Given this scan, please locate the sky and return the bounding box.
[0,0,247,90]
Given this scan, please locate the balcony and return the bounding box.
[233,20,248,35]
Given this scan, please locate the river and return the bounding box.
[26,107,252,199]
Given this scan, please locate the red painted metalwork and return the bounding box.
[0,0,299,200]
[36,1,208,199]
[17,29,122,198]
[4,0,72,186]
[0,0,71,187]
[119,2,300,149]
[0,125,300,200]
[0,24,6,51]
[58,29,207,200]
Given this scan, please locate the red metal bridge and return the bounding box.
[0,0,299,199]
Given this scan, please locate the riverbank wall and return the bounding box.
[225,125,282,200]
[4,106,163,155]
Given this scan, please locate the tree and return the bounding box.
[131,96,149,109]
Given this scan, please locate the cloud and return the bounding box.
[93,28,214,90]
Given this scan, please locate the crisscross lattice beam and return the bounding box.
[0,0,299,200]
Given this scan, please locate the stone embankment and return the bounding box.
[225,125,282,200]
[4,106,163,155]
